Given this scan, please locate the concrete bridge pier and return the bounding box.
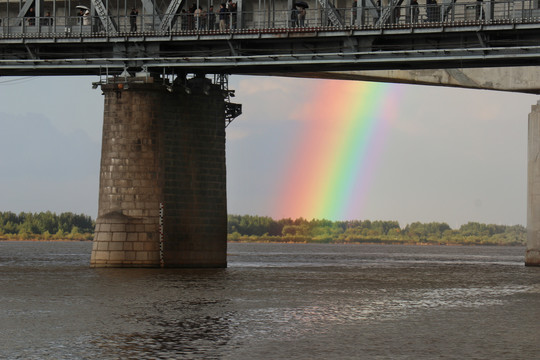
[90,76,228,268]
[527,100,540,266]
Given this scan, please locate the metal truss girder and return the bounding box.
[16,0,36,25]
[90,0,118,33]
[317,0,345,27]
[376,0,404,27]
[160,0,186,32]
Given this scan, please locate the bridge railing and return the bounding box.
[1,0,540,37]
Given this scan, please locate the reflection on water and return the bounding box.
[95,313,234,359]
[0,242,538,359]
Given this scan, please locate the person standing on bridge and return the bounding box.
[410,0,419,23]
[352,1,357,25]
[41,11,53,27]
[219,3,227,31]
[291,6,298,28]
[83,9,91,26]
[188,3,196,30]
[231,2,238,29]
[194,6,202,30]
[298,5,306,27]
[392,4,401,24]
[130,8,139,32]
[77,9,84,24]
[26,7,36,26]
[226,1,236,28]
[208,5,216,30]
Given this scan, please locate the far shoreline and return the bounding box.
[0,238,525,247]
[0,238,91,242]
[226,240,524,247]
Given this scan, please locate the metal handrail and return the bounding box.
[1,1,539,38]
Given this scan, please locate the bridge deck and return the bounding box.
[1,0,540,75]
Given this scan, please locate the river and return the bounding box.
[0,242,538,359]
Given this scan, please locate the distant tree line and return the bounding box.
[0,211,526,245]
[0,211,94,241]
[227,215,526,246]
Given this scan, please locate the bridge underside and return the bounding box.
[2,21,540,76]
[285,67,540,95]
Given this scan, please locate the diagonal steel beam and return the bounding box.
[16,0,35,26]
[160,0,186,32]
[90,0,118,33]
[376,0,405,27]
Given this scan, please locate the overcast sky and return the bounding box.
[0,75,537,228]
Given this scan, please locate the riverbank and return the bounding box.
[227,234,525,246]
[0,235,92,242]
[0,236,524,246]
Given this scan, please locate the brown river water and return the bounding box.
[0,242,538,359]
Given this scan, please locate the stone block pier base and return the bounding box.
[527,100,540,266]
[90,77,227,267]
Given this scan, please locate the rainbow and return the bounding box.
[275,80,401,221]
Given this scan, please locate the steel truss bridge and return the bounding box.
[1,0,540,76]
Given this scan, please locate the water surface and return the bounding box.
[0,242,538,359]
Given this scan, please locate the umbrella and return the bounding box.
[295,1,309,8]
[75,5,89,10]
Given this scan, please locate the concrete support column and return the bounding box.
[526,100,540,266]
[90,77,227,268]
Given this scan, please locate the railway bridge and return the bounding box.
[1,0,540,266]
